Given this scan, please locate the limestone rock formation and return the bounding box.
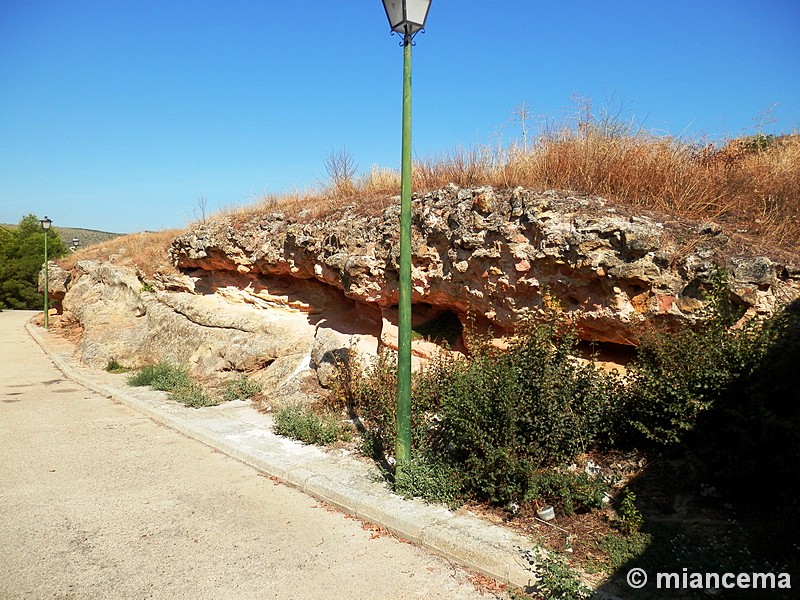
[50,186,800,405]
[170,185,799,346]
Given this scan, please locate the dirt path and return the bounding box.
[0,311,492,600]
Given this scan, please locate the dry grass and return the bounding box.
[59,110,800,281]
[228,116,799,254]
[411,132,800,252]
[56,229,182,277]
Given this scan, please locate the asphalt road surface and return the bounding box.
[0,311,491,600]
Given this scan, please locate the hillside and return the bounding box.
[52,226,121,249]
[1,224,120,249]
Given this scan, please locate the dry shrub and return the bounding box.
[57,229,182,277]
[370,129,797,253]
[65,112,797,262]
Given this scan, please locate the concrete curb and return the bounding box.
[26,322,538,589]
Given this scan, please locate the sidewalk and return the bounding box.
[26,319,538,590]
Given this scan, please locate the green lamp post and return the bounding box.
[381,0,432,484]
[40,216,52,329]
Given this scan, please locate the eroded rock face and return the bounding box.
[59,260,320,395]
[52,186,799,406]
[170,186,800,346]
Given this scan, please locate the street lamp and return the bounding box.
[381,0,432,485]
[40,216,52,329]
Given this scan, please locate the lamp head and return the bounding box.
[382,0,431,40]
[40,216,52,230]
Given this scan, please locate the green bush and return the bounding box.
[127,362,193,391]
[528,470,610,516]
[222,374,262,402]
[343,309,626,506]
[273,404,351,446]
[170,382,218,408]
[430,316,624,505]
[127,361,218,408]
[617,488,643,535]
[625,271,775,447]
[394,456,462,507]
[534,554,592,600]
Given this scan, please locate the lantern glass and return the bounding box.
[382,0,431,37]
[40,216,52,230]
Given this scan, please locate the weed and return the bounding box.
[534,553,592,600]
[273,404,352,446]
[394,456,462,507]
[222,374,261,402]
[617,488,643,536]
[170,382,218,408]
[527,470,610,516]
[105,358,127,373]
[127,361,218,408]
[127,362,192,391]
[596,531,652,572]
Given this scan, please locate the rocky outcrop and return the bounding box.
[170,186,800,346]
[50,186,800,404]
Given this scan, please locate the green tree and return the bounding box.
[0,215,67,310]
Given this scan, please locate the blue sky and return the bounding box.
[1,1,798,234]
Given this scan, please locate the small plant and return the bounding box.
[127,361,218,408]
[527,470,610,516]
[222,374,261,402]
[171,382,218,408]
[535,554,592,600]
[105,358,127,373]
[596,531,651,572]
[273,404,351,446]
[394,457,462,507]
[617,488,643,536]
[140,282,155,293]
[127,361,192,391]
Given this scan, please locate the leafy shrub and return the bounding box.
[394,456,462,507]
[170,382,218,408]
[430,315,625,505]
[534,553,592,600]
[127,361,218,408]
[617,488,643,535]
[625,271,775,447]
[222,374,261,402]
[273,404,351,446]
[127,361,192,391]
[528,470,610,516]
[105,358,127,373]
[597,531,651,571]
[685,299,800,550]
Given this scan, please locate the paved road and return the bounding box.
[0,311,490,600]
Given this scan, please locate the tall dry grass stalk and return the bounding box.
[63,112,798,279]
[231,105,797,254]
[366,127,798,253]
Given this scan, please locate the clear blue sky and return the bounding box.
[1,1,798,233]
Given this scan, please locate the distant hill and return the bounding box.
[1,224,121,249]
[53,226,122,249]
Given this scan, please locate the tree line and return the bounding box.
[0,214,67,310]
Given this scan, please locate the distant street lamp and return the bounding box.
[381,0,432,484]
[40,216,52,329]
[71,237,80,251]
